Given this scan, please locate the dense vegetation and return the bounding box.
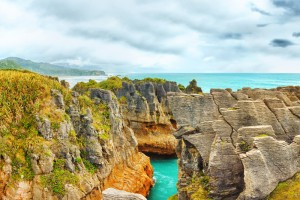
[73,76,126,94]
[0,69,109,196]
[133,77,167,84]
[77,94,111,140]
[41,159,79,196]
[73,76,170,95]
[0,69,71,182]
[1,57,106,76]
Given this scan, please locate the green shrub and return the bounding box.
[97,76,123,91]
[134,77,167,84]
[186,79,202,94]
[178,84,186,91]
[75,157,82,163]
[118,96,127,104]
[78,95,93,111]
[73,79,98,94]
[99,132,110,140]
[73,76,126,94]
[239,141,251,152]
[82,158,97,174]
[11,152,34,181]
[51,122,60,131]
[121,76,132,83]
[185,173,212,200]
[41,159,79,196]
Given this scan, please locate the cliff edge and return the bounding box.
[168,86,300,200]
[74,77,180,156]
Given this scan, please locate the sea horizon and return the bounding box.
[60,73,300,93]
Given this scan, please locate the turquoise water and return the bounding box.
[148,157,178,200]
[125,73,300,93]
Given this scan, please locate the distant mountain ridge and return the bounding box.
[0,57,106,76]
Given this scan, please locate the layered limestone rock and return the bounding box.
[0,85,153,199]
[103,188,147,200]
[116,81,180,155]
[168,86,300,200]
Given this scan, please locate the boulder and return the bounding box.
[103,188,146,200]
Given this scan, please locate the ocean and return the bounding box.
[61,73,300,93]
[58,73,300,200]
[125,73,300,93]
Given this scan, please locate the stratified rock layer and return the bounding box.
[103,188,147,200]
[168,86,300,200]
[116,81,180,155]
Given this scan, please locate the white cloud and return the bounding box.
[0,0,299,72]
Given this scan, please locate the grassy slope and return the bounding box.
[0,69,111,196]
[268,173,300,200]
[0,69,71,180]
[2,57,106,76]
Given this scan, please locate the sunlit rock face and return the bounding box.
[168,86,300,200]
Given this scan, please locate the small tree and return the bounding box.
[186,79,202,94]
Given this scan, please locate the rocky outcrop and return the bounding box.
[0,85,153,199]
[115,81,180,155]
[168,86,300,200]
[103,188,147,200]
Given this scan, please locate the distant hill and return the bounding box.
[0,57,106,76]
[0,60,23,70]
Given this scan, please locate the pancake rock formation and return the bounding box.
[168,86,300,200]
[103,188,147,200]
[112,79,180,155]
[0,71,153,200]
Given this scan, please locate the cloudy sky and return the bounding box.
[0,0,299,73]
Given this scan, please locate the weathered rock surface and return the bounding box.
[116,81,180,155]
[168,86,300,200]
[239,135,300,200]
[1,87,153,199]
[103,188,147,200]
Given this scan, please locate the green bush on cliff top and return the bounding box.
[135,77,167,84]
[73,76,126,94]
[186,79,203,94]
[73,76,169,95]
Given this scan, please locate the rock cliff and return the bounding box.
[73,77,180,156]
[116,80,180,155]
[0,71,153,200]
[168,86,300,200]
